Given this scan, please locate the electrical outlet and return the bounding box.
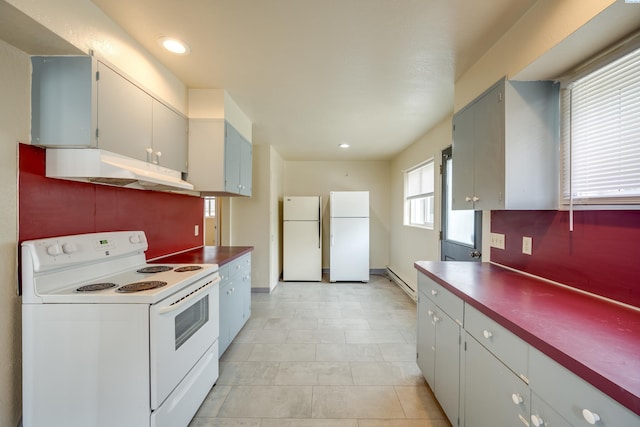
[522,236,532,255]
[490,233,505,250]
[194,225,199,236]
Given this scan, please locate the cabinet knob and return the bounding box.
[511,393,523,405]
[465,196,472,202]
[582,409,601,425]
[430,290,438,296]
[427,310,434,317]
[530,414,544,427]
[483,330,493,339]
[472,196,480,202]
[432,316,441,323]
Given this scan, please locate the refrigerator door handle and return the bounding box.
[330,234,334,247]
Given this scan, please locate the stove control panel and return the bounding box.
[22,231,148,272]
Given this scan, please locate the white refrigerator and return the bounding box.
[283,196,322,281]
[329,191,369,282]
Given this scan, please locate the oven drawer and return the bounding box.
[150,274,220,409]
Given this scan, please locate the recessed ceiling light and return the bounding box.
[339,143,350,148]
[158,37,190,55]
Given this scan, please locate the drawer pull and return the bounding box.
[582,409,600,425]
[483,330,493,339]
[431,290,438,296]
[511,393,524,405]
[530,414,544,427]
[427,310,434,317]
[433,316,441,323]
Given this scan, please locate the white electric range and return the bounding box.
[21,231,220,427]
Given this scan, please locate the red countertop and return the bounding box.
[414,260,640,416]
[151,246,253,266]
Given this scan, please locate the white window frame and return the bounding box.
[560,34,640,210]
[204,196,216,217]
[404,159,435,229]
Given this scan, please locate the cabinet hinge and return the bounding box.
[499,92,503,102]
[452,124,455,132]
[95,128,99,138]
[439,164,443,175]
[96,71,100,81]
[439,231,443,241]
[416,352,419,360]
[464,341,467,351]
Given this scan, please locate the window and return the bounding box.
[404,160,435,228]
[561,42,640,206]
[204,196,216,217]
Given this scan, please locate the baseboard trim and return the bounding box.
[251,287,271,293]
[386,267,417,302]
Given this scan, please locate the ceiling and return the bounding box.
[49,1,541,160]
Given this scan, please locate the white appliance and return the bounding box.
[329,191,370,282]
[21,231,220,427]
[283,196,322,281]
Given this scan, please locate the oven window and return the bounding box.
[175,295,209,350]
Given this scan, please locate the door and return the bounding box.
[283,220,322,281]
[330,191,369,218]
[441,146,482,261]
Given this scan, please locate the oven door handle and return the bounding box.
[158,276,220,315]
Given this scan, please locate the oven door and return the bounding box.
[150,273,220,410]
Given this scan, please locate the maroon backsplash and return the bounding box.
[491,210,640,308]
[19,143,204,259]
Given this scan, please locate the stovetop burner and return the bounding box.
[116,281,168,293]
[136,266,173,274]
[174,265,203,272]
[76,283,118,292]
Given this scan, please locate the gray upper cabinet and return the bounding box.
[152,99,188,173]
[188,119,252,196]
[31,55,188,173]
[452,77,559,210]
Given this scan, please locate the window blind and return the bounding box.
[561,46,640,204]
[406,161,434,200]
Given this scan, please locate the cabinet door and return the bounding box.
[97,62,152,161]
[417,293,436,387]
[530,392,572,427]
[434,312,461,426]
[464,335,530,427]
[152,100,188,172]
[224,121,242,193]
[239,138,253,196]
[218,273,232,357]
[452,106,475,210]
[473,83,504,210]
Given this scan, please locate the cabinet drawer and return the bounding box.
[417,274,463,324]
[529,347,638,427]
[464,303,528,379]
[531,392,572,427]
[227,254,251,279]
[217,264,230,283]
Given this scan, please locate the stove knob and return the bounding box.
[62,243,77,254]
[46,244,62,256]
[129,234,141,244]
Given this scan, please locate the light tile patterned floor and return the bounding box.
[189,274,451,427]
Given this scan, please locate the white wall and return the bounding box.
[0,38,29,427]
[283,160,390,271]
[388,117,451,290]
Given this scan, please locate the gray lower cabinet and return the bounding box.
[417,275,462,426]
[218,253,252,357]
[529,347,639,427]
[463,334,530,427]
[415,271,639,427]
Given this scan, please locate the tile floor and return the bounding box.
[189,274,451,427]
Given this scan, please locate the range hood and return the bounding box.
[45,148,194,191]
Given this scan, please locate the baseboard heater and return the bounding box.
[386,267,416,302]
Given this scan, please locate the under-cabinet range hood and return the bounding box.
[45,148,194,191]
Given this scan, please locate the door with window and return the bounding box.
[441,146,482,261]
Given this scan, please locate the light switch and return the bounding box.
[522,236,532,255]
[194,225,199,236]
[490,233,505,250]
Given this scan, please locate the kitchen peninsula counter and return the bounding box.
[414,260,640,416]
[153,246,253,266]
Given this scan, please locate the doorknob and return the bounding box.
[470,250,481,259]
